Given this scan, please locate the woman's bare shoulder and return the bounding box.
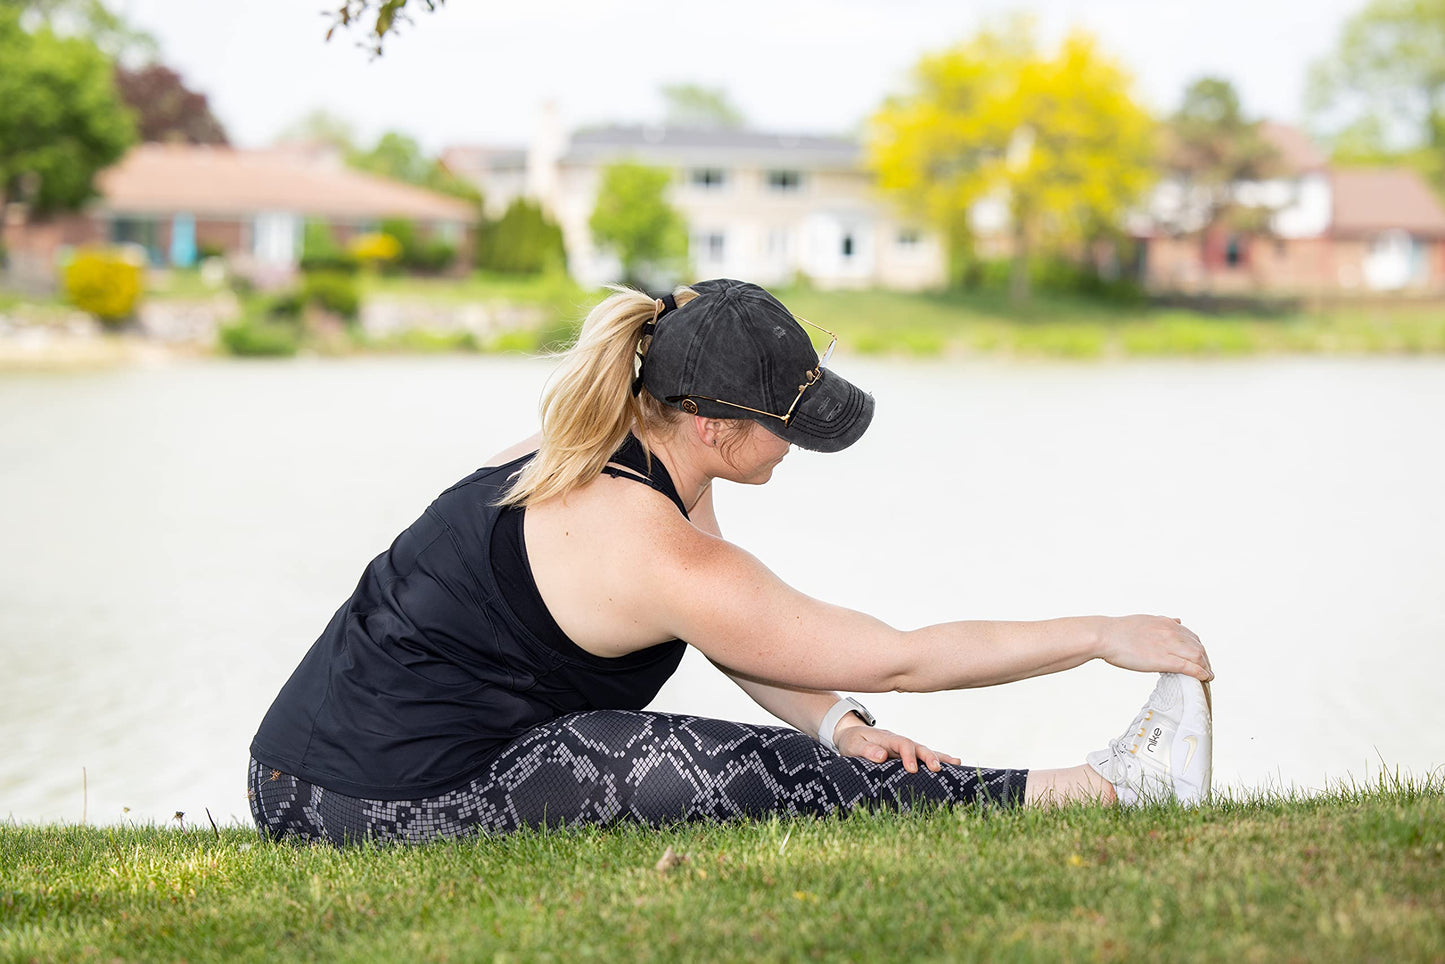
[482,432,542,468]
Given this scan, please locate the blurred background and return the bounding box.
[2,0,1442,826]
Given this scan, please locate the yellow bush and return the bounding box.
[347,232,402,265]
[62,248,144,327]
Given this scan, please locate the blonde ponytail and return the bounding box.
[499,283,699,507]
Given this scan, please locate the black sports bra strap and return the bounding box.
[601,434,688,517]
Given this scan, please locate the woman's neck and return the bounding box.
[635,427,713,514]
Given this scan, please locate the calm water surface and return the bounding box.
[2,354,1442,825]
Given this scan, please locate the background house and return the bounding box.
[1134,123,1445,294]
[1,142,477,291]
[442,106,946,290]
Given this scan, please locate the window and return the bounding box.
[109,216,161,264]
[767,170,802,192]
[695,231,726,262]
[690,168,727,189]
[1225,235,1245,268]
[841,233,855,258]
[897,229,921,248]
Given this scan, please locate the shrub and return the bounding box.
[959,255,1144,304]
[301,271,361,320]
[62,247,144,327]
[266,289,305,320]
[477,199,566,275]
[299,250,361,274]
[1031,256,1144,304]
[378,218,419,255]
[372,219,459,274]
[348,232,402,267]
[218,318,300,357]
[410,239,457,274]
[227,273,257,298]
[302,220,341,258]
[299,225,361,275]
[196,241,226,260]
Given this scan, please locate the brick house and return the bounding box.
[1134,123,1445,294]
[2,142,477,291]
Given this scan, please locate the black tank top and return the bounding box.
[490,434,687,653]
[249,434,689,799]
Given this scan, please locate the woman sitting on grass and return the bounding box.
[249,278,1215,845]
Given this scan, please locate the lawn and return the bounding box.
[11,269,1445,360]
[3,776,1442,962]
[348,275,1445,359]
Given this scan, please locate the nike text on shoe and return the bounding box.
[1086,673,1213,806]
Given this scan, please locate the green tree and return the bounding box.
[349,131,432,184]
[867,19,1156,303]
[276,108,360,153]
[1306,0,1445,190]
[477,199,564,275]
[1162,77,1279,236]
[346,129,482,204]
[661,83,745,129]
[0,6,137,214]
[11,0,160,67]
[589,160,688,288]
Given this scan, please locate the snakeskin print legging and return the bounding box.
[249,709,1029,845]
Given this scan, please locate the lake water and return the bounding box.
[2,354,1442,826]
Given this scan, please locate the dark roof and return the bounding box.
[439,145,527,174]
[1332,168,1445,236]
[560,125,862,170]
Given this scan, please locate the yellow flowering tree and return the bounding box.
[867,20,1156,303]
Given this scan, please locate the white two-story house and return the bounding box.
[442,105,945,290]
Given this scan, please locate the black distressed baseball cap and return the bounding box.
[639,279,874,453]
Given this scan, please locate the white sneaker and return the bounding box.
[1086,673,1212,806]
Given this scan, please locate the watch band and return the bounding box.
[818,697,876,754]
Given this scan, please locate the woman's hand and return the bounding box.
[1099,615,1214,682]
[833,721,961,773]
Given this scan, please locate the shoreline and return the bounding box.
[6,325,1445,373]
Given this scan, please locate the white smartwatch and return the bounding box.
[818,697,876,753]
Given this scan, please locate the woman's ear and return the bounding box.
[693,415,723,448]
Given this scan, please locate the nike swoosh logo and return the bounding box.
[1183,735,1199,772]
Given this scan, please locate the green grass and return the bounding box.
[771,285,1445,359]
[355,269,589,307]
[4,777,1443,962]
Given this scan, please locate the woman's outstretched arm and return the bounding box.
[642,519,1211,695]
